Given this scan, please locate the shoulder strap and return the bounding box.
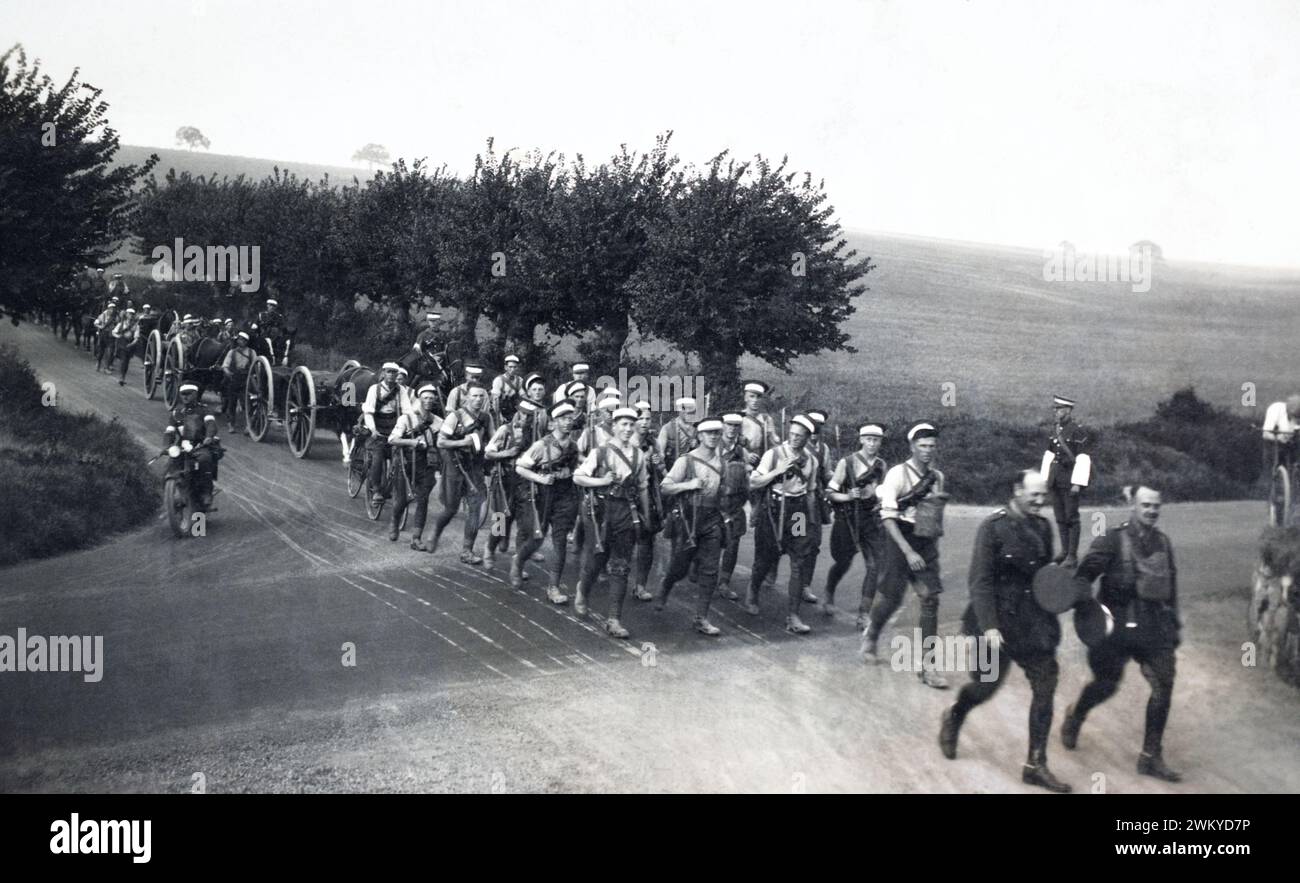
[686,452,723,478]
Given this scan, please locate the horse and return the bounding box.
[396,342,461,414]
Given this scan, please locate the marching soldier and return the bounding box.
[860,423,950,688]
[1059,485,1184,783]
[512,400,584,604]
[1041,394,1093,568]
[656,417,728,635]
[552,362,593,403]
[939,469,1072,793]
[430,382,492,564]
[572,407,653,638]
[92,301,118,371]
[444,364,486,414]
[107,307,139,380]
[740,380,780,464]
[745,414,823,634]
[632,401,665,603]
[389,385,443,548]
[717,413,749,597]
[797,408,835,606]
[656,396,699,472]
[580,388,621,452]
[219,331,255,432]
[491,354,524,422]
[483,399,540,569]
[823,423,888,627]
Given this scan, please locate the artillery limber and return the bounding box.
[244,357,381,460]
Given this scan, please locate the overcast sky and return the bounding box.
[10,0,1300,265]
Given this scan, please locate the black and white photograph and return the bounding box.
[0,0,1296,854]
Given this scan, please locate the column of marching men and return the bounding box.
[367,315,1187,792]
[60,297,1188,793]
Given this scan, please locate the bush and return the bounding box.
[0,345,159,567]
[1117,387,1262,486]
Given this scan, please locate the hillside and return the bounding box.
[115,144,373,188]
[108,147,1300,426]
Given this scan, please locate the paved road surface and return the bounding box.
[1,321,1296,793]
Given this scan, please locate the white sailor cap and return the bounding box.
[395,366,410,378]
[858,423,885,438]
[791,414,817,435]
[632,400,653,413]
[571,362,590,374]
[425,311,441,321]
[675,396,697,411]
[266,298,278,306]
[416,383,438,396]
[517,398,541,415]
[179,382,199,394]
[382,361,401,372]
[743,380,769,395]
[182,313,194,321]
[550,401,576,419]
[141,303,151,310]
[236,332,250,342]
[807,409,828,424]
[612,407,639,422]
[1052,395,1076,408]
[124,308,136,314]
[697,418,724,433]
[597,389,622,407]
[722,412,744,425]
[524,372,544,387]
[504,354,520,365]
[908,422,938,441]
[565,380,588,397]
[465,364,483,376]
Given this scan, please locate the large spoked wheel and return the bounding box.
[1269,465,1292,527]
[285,365,317,459]
[164,476,193,538]
[162,336,186,409]
[245,356,274,442]
[143,329,163,398]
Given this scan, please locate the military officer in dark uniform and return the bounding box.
[165,382,222,510]
[412,311,443,358]
[939,469,1071,793]
[1059,485,1183,782]
[1041,394,1093,568]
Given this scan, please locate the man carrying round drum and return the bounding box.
[938,469,1073,793]
[1059,484,1184,783]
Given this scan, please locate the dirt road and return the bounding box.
[1,320,1295,793]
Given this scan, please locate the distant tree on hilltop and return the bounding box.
[352,143,390,171]
[175,125,210,151]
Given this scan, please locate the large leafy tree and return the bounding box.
[629,152,873,395]
[0,45,157,318]
[548,133,679,372]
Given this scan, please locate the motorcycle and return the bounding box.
[153,436,219,538]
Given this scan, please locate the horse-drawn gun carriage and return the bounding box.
[144,315,229,408]
[244,356,378,459]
